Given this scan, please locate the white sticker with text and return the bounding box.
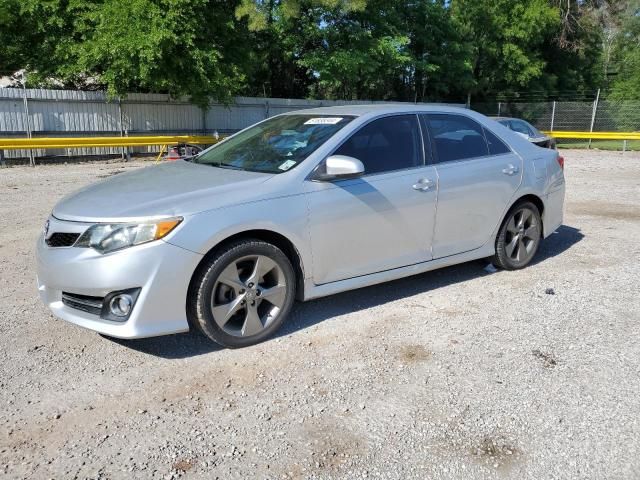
[278,159,297,171]
[304,117,343,125]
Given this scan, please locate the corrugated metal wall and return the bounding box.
[0,88,457,160]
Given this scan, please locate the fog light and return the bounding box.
[100,288,141,321]
[109,294,133,317]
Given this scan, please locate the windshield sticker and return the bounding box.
[304,117,343,125]
[278,159,297,171]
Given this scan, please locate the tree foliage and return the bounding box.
[610,1,640,100]
[0,0,638,104]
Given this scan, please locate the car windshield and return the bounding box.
[193,114,355,174]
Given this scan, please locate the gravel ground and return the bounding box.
[1,151,639,480]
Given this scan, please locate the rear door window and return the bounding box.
[423,114,489,163]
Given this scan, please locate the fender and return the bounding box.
[166,194,313,280]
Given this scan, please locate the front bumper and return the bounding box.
[36,231,203,339]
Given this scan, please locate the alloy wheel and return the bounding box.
[210,255,287,337]
[504,208,540,263]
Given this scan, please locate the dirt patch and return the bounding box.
[304,421,365,473]
[532,349,558,368]
[172,458,194,472]
[471,435,519,468]
[436,306,468,317]
[570,202,640,222]
[399,344,432,363]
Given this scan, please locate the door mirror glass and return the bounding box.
[316,155,365,180]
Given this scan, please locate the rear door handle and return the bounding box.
[502,164,519,176]
[412,178,435,191]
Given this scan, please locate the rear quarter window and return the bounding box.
[484,128,511,155]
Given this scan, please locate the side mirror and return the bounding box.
[315,155,365,181]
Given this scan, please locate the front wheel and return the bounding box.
[493,201,542,270]
[189,239,296,348]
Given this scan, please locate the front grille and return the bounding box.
[46,232,80,247]
[61,292,104,316]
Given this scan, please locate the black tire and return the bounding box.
[493,201,542,270]
[189,239,296,348]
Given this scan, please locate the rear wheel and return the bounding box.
[190,239,296,348]
[493,201,542,270]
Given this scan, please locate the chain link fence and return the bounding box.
[473,99,640,151]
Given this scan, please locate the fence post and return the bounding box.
[497,102,501,116]
[550,101,556,131]
[118,96,126,161]
[22,89,35,167]
[124,129,131,162]
[588,88,600,149]
[264,100,270,119]
[0,149,5,168]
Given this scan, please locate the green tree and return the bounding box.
[236,0,372,99]
[2,0,635,108]
[0,0,81,84]
[450,0,560,100]
[235,0,315,98]
[1,0,251,106]
[297,2,413,100]
[402,0,473,102]
[544,0,628,96]
[610,2,640,100]
[69,0,249,106]
[0,0,25,75]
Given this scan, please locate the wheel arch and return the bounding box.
[187,229,306,307]
[491,193,545,270]
[509,193,545,233]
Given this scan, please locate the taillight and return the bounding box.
[557,155,564,170]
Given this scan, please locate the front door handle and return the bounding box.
[412,178,435,191]
[502,164,519,176]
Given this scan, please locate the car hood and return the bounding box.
[52,161,275,222]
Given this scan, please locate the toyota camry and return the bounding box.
[36,105,565,347]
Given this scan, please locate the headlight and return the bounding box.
[76,217,182,254]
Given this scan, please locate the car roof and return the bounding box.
[283,103,470,117]
[269,104,542,157]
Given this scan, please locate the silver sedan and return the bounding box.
[494,116,557,149]
[37,105,565,347]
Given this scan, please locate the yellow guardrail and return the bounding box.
[0,135,220,150]
[1,131,637,151]
[543,131,640,140]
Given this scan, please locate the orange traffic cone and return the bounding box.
[166,147,181,161]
